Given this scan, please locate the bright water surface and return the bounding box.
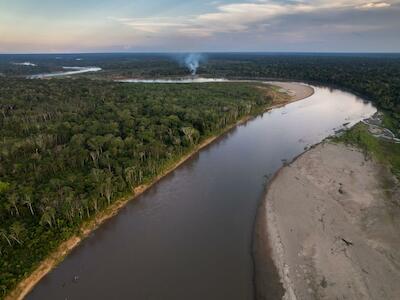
[27,84,376,300]
[28,67,102,79]
[118,78,228,83]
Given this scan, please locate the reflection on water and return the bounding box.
[27,85,376,300]
[118,77,228,83]
[28,66,102,79]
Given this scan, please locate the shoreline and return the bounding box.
[6,82,313,300]
[264,81,315,102]
[258,142,400,299]
[253,165,287,300]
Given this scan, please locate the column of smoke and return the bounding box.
[184,53,204,76]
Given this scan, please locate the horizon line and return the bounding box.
[1,51,400,56]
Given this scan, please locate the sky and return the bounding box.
[1,0,400,53]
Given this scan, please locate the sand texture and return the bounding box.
[266,81,314,102]
[263,142,400,300]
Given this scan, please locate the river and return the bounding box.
[26,84,376,300]
[27,67,102,79]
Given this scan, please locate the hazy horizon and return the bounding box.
[1,0,400,53]
[1,51,400,55]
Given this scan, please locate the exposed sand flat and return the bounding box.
[261,142,400,300]
[266,81,315,102]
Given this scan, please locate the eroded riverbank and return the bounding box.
[260,142,400,299]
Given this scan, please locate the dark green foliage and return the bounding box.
[0,53,188,77]
[0,78,272,297]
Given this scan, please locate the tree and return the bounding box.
[0,228,11,246]
[22,191,35,216]
[0,181,10,194]
[9,222,25,245]
[8,193,20,217]
[124,167,136,189]
[40,207,55,228]
[102,176,113,205]
[181,127,199,145]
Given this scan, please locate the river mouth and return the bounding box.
[26,83,376,300]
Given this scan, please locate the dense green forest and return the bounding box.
[93,53,400,134]
[0,53,188,77]
[0,78,273,297]
[1,53,399,134]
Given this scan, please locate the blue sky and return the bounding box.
[1,0,399,53]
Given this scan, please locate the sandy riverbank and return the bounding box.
[266,81,315,102]
[258,142,400,299]
[6,82,312,300]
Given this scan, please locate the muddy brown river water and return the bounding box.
[26,84,376,300]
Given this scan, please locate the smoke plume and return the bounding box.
[184,53,204,75]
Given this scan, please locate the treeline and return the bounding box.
[0,78,272,296]
[2,53,399,131]
[82,53,400,132]
[202,54,400,134]
[0,53,188,77]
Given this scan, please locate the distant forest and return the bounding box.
[204,54,400,134]
[1,53,398,132]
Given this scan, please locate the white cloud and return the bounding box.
[358,2,391,9]
[110,0,399,37]
[109,17,188,33]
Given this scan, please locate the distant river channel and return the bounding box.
[28,66,102,79]
[27,83,376,300]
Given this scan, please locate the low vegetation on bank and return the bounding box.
[0,79,275,297]
[333,123,400,179]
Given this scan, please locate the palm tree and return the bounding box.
[8,193,20,217]
[81,195,91,218]
[40,207,55,228]
[9,222,25,245]
[23,193,35,216]
[4,201,13,216]
[91,197,98,212]
[102,177,113,205]
[91,168,104,183]
[124,167,136,189]
[40,211,52,228]
[0,228,12,246]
